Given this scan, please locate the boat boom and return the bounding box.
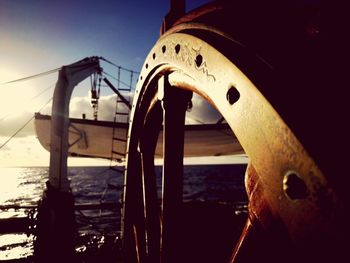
[49,57,101,192]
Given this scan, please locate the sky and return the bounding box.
[0,0,246,167]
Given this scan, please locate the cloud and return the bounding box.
[69,96,94,119]
[0,111,35,137]
[69,93,133,122]
[186,93,222,124]
[0,92,222,140]
[0,93,133,138]
[0,92,231,167]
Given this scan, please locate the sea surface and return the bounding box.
[0,164,247,261]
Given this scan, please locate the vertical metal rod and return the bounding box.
[118,66,121,88]
[130,71,134,90]
[160,75,192,262]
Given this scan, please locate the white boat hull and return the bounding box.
[34,113,243,160]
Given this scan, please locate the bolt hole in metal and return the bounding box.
[145,63,148,69]
[226,86,240,105]
[283,171,309,200]
[153,53,156,60]
[195,54,203,67]
[162,45,166,53]
[175,44,181,54]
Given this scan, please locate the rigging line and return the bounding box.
[29,82,56,101]
[0,83,55,121]
[0,67,60,85]
[99,57,140,75]
[0,97,52,150]
[103,71,130,88]
[76,209,104,234]
[102,71,135,90]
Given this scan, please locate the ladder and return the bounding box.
[105,67,134,174]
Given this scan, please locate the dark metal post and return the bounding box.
[140,102,163,262]
[160,75,192,262]
[122,150,146,263]
[160,0,185,34]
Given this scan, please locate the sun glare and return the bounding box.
[0,69,40,117]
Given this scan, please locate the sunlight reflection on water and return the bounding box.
[0,165,247,260]
[0,234,33,260]
[0,167,46,260]
[0,167,46,206]
[0,168,23,205]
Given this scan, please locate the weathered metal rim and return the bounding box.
[127,31,336,243]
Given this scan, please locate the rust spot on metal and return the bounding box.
[309,174,336,220]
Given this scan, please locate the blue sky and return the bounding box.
[0,0,243,166]
[0,0,209,98]
[1,0,209,75]
[1,1,167,78]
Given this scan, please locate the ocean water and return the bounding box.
[0,164,247,261]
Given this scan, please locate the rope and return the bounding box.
[0,68,60,85]
[76,209,104,234]
[102,71,134,90]
[29,83,55,101]
[0,57,139,86]
[0,83,55,121]
[0,116,35,150]
[0,97,52,150]
[100,57,140,74]
[99,170,114,203]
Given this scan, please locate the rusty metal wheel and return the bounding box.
[122,1,343,263]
